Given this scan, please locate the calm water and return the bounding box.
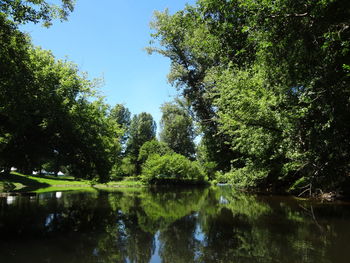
[1,186,350,263]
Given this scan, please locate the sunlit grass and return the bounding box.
[33,186,98,194]
[0,172,144,193]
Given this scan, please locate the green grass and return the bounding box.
[0,172,144,193]
[33,186,99,194]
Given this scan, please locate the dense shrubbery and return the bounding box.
[141,153,207,184]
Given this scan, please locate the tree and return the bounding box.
[125,112,156,174]
[126,113,156,157]
[138,139,172,165]
[149,0,350,192]
[0,0,75,26]
[110,104,131,148]
[147,1,251,171]
[159,100,196,159]
[0,14,33,173]
[0,16,122,181]
[110,104,131,128]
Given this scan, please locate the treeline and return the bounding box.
[0,11,121,182]
[1,0,350,193]
[148,0,350,193]
[110,102,205,184]
[0,0,205,184]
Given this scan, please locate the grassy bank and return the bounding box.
[0,172,143,193]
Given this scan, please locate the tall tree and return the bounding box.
[126,112,156,159]
[147,1,251,171]
[149,0,350,192]
[0,16,122,181]
[110,104,131,128]
[160,100,196,159]
[110,104,131,148]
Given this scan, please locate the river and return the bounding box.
[1,186,349,263]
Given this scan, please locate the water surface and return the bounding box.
[1,186,350,263]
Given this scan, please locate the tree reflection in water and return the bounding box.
[1,186,350,263]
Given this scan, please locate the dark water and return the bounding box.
[1,186,350,263]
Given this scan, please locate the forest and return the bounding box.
[1,0,350,197]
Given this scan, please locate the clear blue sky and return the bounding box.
[21,0,195,126]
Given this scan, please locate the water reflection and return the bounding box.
[6,195,16,205]
[0,186,350,263]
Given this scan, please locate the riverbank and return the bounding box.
[0,172,143,193]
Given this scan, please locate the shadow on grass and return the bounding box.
[0,172,49,192]
[31,174,77,181]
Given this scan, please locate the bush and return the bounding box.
[224,164,270,189]
[141,153,207,185]
[214,171,231,184]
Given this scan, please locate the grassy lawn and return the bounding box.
[0,172,143,193]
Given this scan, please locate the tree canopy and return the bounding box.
[2,0,350,191]
[149,0,350,193]
[0,0,74,26]
[126,112,157,158]
[0,14,122,182]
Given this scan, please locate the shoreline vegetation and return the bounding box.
[0,172,345,202]
[1,0,349,200]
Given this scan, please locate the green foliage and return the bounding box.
[148,4,242,170]
[210,66,298,188]
[160,100,196,158]
[126,112,156,158]
[109,103,131,148]
[124,112,157,174]
[138,139,172,164]
[224,165,270,189]
[110,104,131,127]
[0,0,75,26]
[213,171,230,184]
[141,153,207,184]
[0,16,122,182]
[112,156,137,177]
[150,0,350,193]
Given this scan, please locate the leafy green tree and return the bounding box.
[160,100,196,159]
[0,0,75,26]
[126,112,156,158]
[147,2,251,171]
[124,112,156,175]
[247,0,350,191]
[150,0,350,193]
[110,104,131,129]
[110,104,131,148]
[0,15,33,174]
[0,16,122,181]
[64,98,122,182]
[138,139,172,165]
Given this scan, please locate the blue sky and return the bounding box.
[21,0,195,126]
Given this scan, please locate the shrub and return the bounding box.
[141,153,207,185]
[214,171,230,184]
[224,163,270,189]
